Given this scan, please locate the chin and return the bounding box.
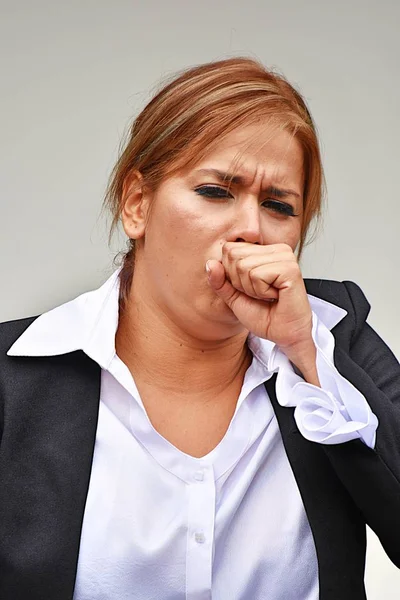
[209,294,235,314]
[188,293,245,338]
[206,297,244,328]
[193,320,246,343]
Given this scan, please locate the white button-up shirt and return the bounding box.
[8,269,378,600]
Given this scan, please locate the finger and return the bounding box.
[207,259,279,312]
[224,255,256,296]
[222,243,296,290]
[223,241,295,262]
[223,249,298,300]
[247,264,282,300]
[246,262,306,309]
[223,254,277,299]
[206,260,276,333]
[206,259,243,307]
[241,261,303,301]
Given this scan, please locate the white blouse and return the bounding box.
[8,269,378,600]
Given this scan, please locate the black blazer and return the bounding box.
[0,279,399,600]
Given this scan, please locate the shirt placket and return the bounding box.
[186,463,215,600]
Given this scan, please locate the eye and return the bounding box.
[194,186,298,217]
[194,185,233,199]
[261,199,297,217]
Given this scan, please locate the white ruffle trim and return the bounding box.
[268,313,378,448]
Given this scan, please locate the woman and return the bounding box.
[0,57,399,600]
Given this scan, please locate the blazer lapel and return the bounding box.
[264,375,367,600]
[0,351,101,600]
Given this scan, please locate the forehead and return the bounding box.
[193,123,304,187]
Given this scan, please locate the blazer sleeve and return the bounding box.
[322,280,400,567]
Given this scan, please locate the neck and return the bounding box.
[115,284,251,400]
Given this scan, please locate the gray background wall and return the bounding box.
[1,0,399,596]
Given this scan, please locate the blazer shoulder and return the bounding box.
[0,316,38,358]
[304,278,371,336]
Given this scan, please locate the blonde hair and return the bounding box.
[103,57,325,305]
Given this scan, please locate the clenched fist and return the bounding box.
[206,242,319,385]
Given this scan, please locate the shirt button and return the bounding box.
[195,532,205,544]
[194,470,204,482]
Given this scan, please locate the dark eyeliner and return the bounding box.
[194,185,232,198]
[195,186,298,217]
[262,200,298,217]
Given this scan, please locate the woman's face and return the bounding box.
[129,123,305,340]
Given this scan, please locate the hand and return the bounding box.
[207,242,319,383]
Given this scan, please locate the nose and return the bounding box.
[228,199,263,245]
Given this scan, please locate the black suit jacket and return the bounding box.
[0,279,399,600]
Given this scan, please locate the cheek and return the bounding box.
[288,221,302,250]
[145,201,210,268]
[149,192,222,248]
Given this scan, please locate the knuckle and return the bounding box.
[236,258,247,275]
[226,246,237,261]
[248,268,258,282]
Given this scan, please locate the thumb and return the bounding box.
[206,259,241,308]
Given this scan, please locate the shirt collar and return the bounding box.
[7,268,121,369]
[7,269,347,370]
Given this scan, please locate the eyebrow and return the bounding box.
[194,168,302,199]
